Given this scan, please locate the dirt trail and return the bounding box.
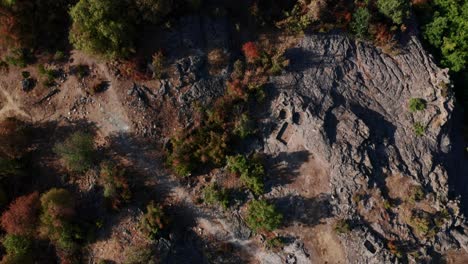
[0,86,31,120]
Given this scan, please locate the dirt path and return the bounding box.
[0,86,32,120]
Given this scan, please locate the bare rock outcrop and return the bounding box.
[263,33,466,262]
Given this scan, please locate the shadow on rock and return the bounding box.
[271,194,333,227]
[266,150,310,190]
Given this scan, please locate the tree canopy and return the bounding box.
[69,0,136,58]
[422,0,468,72]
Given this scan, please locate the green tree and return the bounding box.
[69,0,136,58]
[422,0,468,72]
[226,155,265,195]
[54,132,95,173]
[39,189,78,252]
[351,7,371,39]
[245,199,282,233]
[377,0,409,25]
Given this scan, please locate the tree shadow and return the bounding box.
[270,194,333,227]
[266,150,310,191]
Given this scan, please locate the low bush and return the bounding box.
[231,59,244,79]
[409,98,427,112]
[4,49,32,68]
[409,185,425,203]
[276,2,312,34]
[413,122,426,137]
[74,64,89,79]
[203,183,229,209]
[54,132,95,173]
[151,51,165,79]
[334,219,351,234]
[99,162,131,210]
[233,114,255,139]
[408,210,435,237]
[245,199,282,233]
[140,201,166,240]
[265,236,284,251]
[37,64,57,87]
[387,240,403,258]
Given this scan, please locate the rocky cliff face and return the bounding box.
[261,33,467,262]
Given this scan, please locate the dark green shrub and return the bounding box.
[233,114,255,139]
[265,236,284,251]
[231,59,244,79]
[409,185,425,202]
[0,158,24,179]
[413,122,426,137]
[54,132,95,173]
[334,219,351,234]
[245,199,282,233]
[276,3,311,34]
[2,235,31,256]
[75,64,89,79]
[37,64,57,87]
[409,98,427,112]
[140,201,166,240]
[408,210,435,237]
[21,71,30,79]
[226,154,265,195]
[151,51,165,79]
[351,7,371,39]
[203,183,229,209]
[4,49,32,68]
[376,0,409,25]
[53,51,65,61]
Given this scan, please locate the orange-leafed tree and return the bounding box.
[1,192,40,236]
[242,42,260,63]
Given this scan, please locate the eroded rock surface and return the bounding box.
[263,33,466,263]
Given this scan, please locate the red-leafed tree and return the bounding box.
[242,42,260,63]
[0,7,21,49]
[1,192,40,236]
